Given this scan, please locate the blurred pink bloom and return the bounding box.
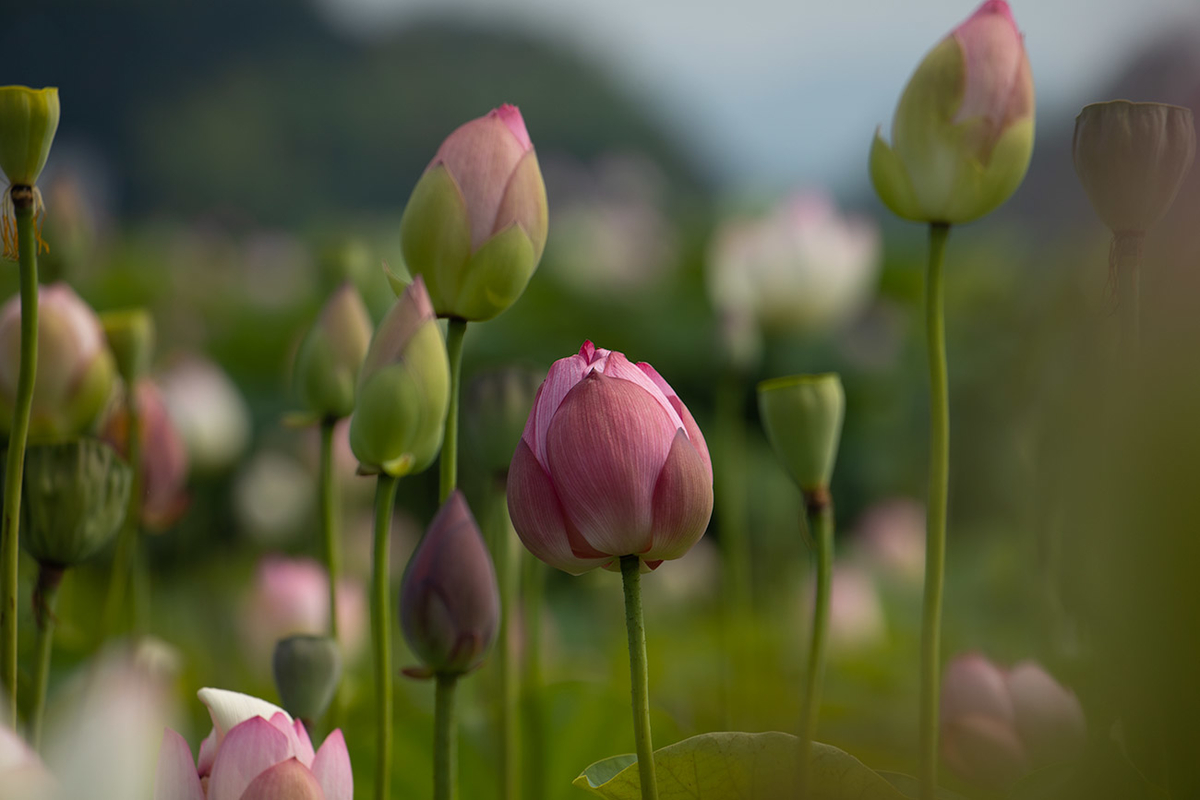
[242,556,366,669]
[158,356,251,475]
[707,192,880,341]
[0,721,53,799]
[102,379,190,531]
[826,565,887,653]
[153,688,351,800]
[507,341,713,575]
[941,653,1086,789]
[852,498,926,585]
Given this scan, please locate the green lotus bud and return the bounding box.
[870,2,1035,225]
[293,283,373,421]
[0,86,60,187]
[100,308,155,386]
[272,634,342,723]
[464,365,543,476]
[757,373,845,494]
[11,439,131,568]
[349,276,450,477]
[0,283,117,443]
[400,104,548,321]
[1073,101,1196,233]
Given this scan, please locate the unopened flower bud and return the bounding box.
[1073,100,1196,233]
[400,104,548,321]
[400,491,500,676]
[293,283,373,421]
[100,308,155,386]
[464,366,543,477]
[757,373,844,494]
[272,635,342,723]
[0,283,116,442]
[349,277,450,477]
[870,1,1034,224]
[0,86,59,187]
[15,439,131,568]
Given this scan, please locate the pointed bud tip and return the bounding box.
[493,104,532,151]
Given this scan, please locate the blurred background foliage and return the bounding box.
[2,0,1200,798]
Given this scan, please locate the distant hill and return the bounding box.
[2,1,707,225]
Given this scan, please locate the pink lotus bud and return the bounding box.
[507,341,713,575]
[102,379,190,531]
[153,688,352,800]
[940,653,1086,789]
[400,105,549,321]
[871,0,1035,224]
[400,491,500,676]
[800,565,887,654]
[242,556,367,670]
[0,283,115,442]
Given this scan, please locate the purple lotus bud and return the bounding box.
[400,491,500,676]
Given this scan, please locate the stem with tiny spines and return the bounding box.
[434,672,459,800]
[371,473,399,800]
[919,222,951,800]
[620,554,659,800]
[1,187,40,725]
[439,318,467,503]
[797,491,834,797]
[29,566,62,751]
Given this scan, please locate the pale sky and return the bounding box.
[312,0,1200,192]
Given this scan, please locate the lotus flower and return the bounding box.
[157,356,251,476]
[0,721,53,799]
[153,688,351,800]
[507,341,713,574]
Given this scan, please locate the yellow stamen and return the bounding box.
[1,185,49,261]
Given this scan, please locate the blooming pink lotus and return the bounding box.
[941,653,1086,789]
[154,688,351,800]
[507,341,713,574]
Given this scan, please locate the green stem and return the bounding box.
[521,544,546,800]
[371,473,400,800]
[439,318,467,504]
[29,566,62,750]
[103,387,143,637]
[919,222,951,800]
[434,672,459,800]
[1,187,40,724]
[319,419,341,641]
[1112,231,1144,352]
[620,554,659,800]
[798,492,834,796]
[488,479,519,800]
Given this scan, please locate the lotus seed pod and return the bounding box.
[758,373,845,494]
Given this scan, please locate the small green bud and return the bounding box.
[0,86,60,187]
[11,439,132,568]
[349,276,450,477]
[464,366,543,476]
[757,373,845,493]
[272,634,342,723]
[1073,101,1196,233]
[100,308,156,386]
[293,283,373,421]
